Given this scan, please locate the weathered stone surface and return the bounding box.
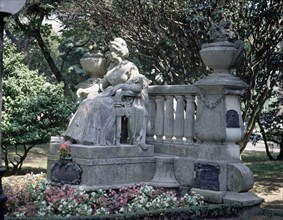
[154,143,241,162]
[227,163,254,192]
[47,141,156,190]
[223,192,264,206]
[150,156,179,188]
[70,144,154,159]
[200,42,237,71]
[191,188,226,204]
[64,38,149,147]
[76,156,155,188]
[174,158,195,186]
[191,189,264,206]
[49,136,62,155]
[80,52,107,78]
[194,90,226,143]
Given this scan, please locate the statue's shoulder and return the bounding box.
[123,60,138,69]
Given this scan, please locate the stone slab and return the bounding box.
[154,143,241,162]
[191,188,226,204]
[70,144,154,159]
[223,192,264,206]
[47,154,156,189]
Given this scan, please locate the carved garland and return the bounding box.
[198,92,224,109]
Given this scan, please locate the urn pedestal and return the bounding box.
[191,39,263,206]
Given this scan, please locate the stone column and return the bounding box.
[174,95,185,143]
[155,96,164,142]
[146,96,156,143]
[163,96,174,143]
[184,95,195,144]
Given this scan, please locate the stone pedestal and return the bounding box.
[188,30,262,205]
[191,188,264,206]
[150,156,179,188]
[47,137,156,190]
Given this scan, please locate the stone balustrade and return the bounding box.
[146,85,198,144]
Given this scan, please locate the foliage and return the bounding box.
[230,0,283,152]
[2,42,75,174]
[257,87,283,160]
[58,0,217,85]
[5,0,88,98]
[3,173,204,218]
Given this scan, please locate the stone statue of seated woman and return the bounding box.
[63,38,150,147]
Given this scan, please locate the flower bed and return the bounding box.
[3,173,205,218]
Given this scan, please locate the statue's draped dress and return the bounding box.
[63,61,148,145]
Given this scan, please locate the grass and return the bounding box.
[242,151,283,177]
[4,144,48,175]
[241,149,283,214]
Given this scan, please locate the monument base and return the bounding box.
[47,141,156,189]
[47,137,262,208]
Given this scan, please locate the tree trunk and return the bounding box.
[32,30,72,98]
[14,17,72,99]
[277,134,283,161]
[257,119,275,161]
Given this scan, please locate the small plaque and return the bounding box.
[226,110,240,128]
[51,158,82,185]
[193,163,220,191]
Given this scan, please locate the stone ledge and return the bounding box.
[223,192,264,206]
[154,143,241,162]
[191,188,226,204]
[191,188,264,207]
[71,144,154,159]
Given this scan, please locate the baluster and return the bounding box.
[174,95,185,143]
[164,95,174,143]
[184,95,195,144]
[115,116,122,145]
[155,96,164,142]
[146,96,156,143]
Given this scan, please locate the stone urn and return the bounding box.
[80,51,107,78]
[200,41,237,73]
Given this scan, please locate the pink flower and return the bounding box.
[59,141,71,158]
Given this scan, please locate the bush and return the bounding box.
[2,43,75,174]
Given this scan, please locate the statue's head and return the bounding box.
[109,38,129,58]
